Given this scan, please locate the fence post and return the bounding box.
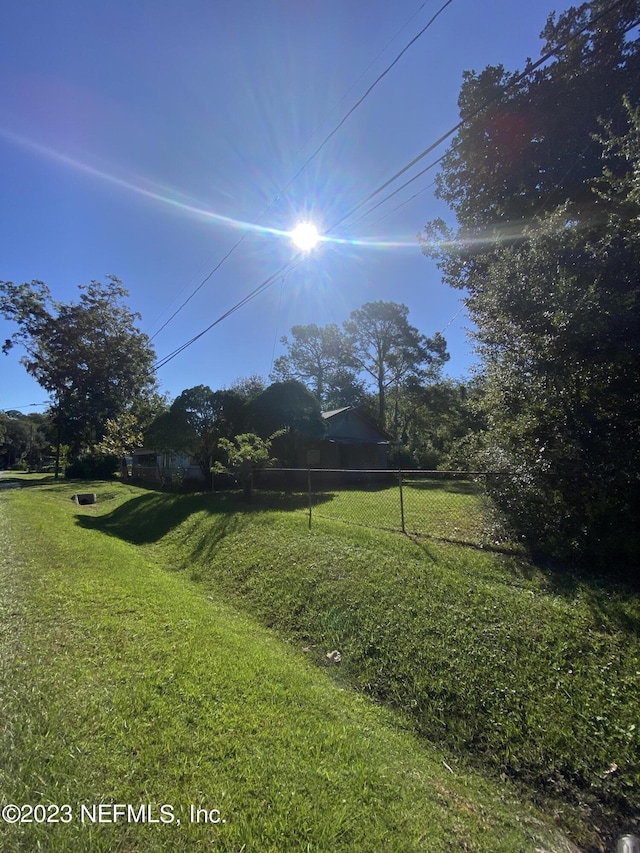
[308,468,312,530]
[399,469,405,533]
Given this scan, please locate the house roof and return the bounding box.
[320,406,392,444]
[321,407,352,419]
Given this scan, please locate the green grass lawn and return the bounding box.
[0,481,578,853]
[153,489,639,843]
[2,479,638,850]
[308,476,506,548]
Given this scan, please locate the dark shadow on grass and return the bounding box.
[525,557,640,635]
[75,488,334,545]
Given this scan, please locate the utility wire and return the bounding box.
[292,0,437,161]
[346,158,442,231]
[355,1,640,233]
[153,255,303,371]
[327,0,633,236]
[363,179,437,230]
[148,0,456,343]
[150,229,253,342]
[153,0,632,374]
[274,0,455,203]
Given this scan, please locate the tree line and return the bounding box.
[1,281,468,479]
[271,300,448,424]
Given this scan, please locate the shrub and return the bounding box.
[65,454,118,480]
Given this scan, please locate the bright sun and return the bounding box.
[290,221,320,251]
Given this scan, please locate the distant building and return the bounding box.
[303,406,391,469]
[130,406,391,488]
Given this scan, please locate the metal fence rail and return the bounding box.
[251,468,509,549]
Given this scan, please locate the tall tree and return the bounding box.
[429,0,640,237]
[0,276,157,467]
[271,323,363,408]
[343,301,448,427]
[421,2,640,568]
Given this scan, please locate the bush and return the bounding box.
[65,454,118,480]
[10,460,29,472]
[388,445,416,470]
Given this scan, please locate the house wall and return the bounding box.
[299,438,388,470]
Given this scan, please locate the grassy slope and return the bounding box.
[90,484,640,849]
[0,481,576,853]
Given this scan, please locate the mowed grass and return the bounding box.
[0,482,577,853]
[83,483,639,850]
[310,477,501,547]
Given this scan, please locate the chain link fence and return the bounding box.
[251,468,512,550]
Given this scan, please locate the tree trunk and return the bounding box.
[54,423,61,481]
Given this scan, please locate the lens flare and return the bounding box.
[0,128,438,251]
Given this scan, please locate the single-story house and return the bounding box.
[301,406,392,470]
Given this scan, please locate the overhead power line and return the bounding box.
[153,0,632,373]
[292,0,438,162]
[354,0,640,232]
[148,0,457,343]
[275,0,455,202]
[328,0,633,235]
[153,255,304,371]
[150,229,253,342]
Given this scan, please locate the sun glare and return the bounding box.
[290,221,320,251]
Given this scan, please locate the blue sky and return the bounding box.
[1,0,570,412]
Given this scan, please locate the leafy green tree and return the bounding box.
[343,301,448,427]
[95,392,168,458]
[429,0,640,236]
[214,432,280,499]
[0,412,30,468]
[249,380,325,467]
[146,386,246,485]
[461,205,639,566]
[95,413,146,458]
[0,276,158,469]
[0,410,52,470]
[421,3,640,569]
[390,379,486,470]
